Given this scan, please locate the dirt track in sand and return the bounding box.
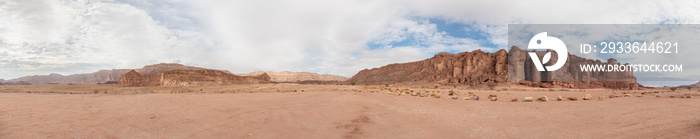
[1,85,700,138]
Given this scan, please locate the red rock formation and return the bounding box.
[347,49,508,86]
[161,70,269,86]
[508,46,638,89]
[119,69,270,87]
[347,46,638,90]
[118,70,161,87]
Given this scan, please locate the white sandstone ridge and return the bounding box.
[238,71,348,83]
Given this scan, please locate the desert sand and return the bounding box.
[1,84,699,138]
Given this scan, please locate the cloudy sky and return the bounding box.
[1,0,699,81]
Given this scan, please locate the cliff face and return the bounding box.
[161,70,269,86]
[508,46,637,89]
[347,47,638,89]
[238,71,348,82]
[8,63,231,84]
[347,49,509,86]
[119,69,270,87]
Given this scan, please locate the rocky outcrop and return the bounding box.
[160,70,269,86]
[118,69,270,87]
[118,70,161,87]
[346,46,638,90]
[8,63,230,84]
[347,49,509,86]
[508,46,637,89]
[238,71,348,83]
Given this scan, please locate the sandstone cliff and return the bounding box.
[238,71,348,83]
[347,46,638,89]
[119,69,269,87]
[347,49,508,86]
[8,63,230,84]
[508,46,637,89]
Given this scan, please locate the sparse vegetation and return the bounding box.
[448,90,456,96]
[487,83,497,90]
[351,82,356,85]
[670,87,677,92]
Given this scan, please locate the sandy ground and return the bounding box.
[1,84,699,138]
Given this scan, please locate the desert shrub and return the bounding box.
[688,86,692,90]
[488,94,497,98]
[670,87,678,91]
[430,93,436,97]
[351,82,356,85]
[448,90,456,96]
[435,85,439,89]
[487,83,497,90]
[384,83,389,87]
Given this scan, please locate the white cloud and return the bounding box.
[1,0,700,80]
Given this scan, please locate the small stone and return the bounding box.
[523,97,533,102]
[624,94,632,97]
[583,94,592,100]
[490,97,498,101]
[537,95,548,102]
[463,97,469,100]
[568,97,578,101]
[598,96,605,100]
[557,95,564,101]
[654,93,661,97]
[451,95,459,100]
[511,98,518,102]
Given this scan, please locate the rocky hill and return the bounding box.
[348,49,508,86]
[678,81,700,88]
[7,63,229,84]
[238,71,348,83]
[119,69,270,87]
[347,46,638,89]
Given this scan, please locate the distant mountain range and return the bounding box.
[4,63,347,84]
[237,71,348,83]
